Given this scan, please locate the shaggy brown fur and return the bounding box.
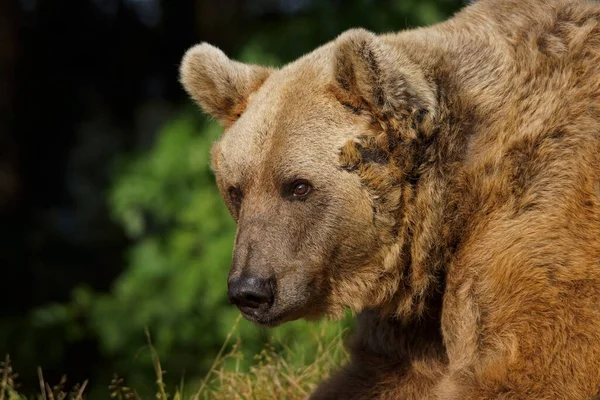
[180,0,600,398]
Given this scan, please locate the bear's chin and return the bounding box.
[238,305,319,328]
[240,310,298,328]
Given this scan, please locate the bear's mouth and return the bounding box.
[238,305,304,328]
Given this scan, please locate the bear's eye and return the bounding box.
[228,187,242,203]
[292,180,312,198]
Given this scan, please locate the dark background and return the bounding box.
[0,0,466,397]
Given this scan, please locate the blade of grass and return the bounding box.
[0,355,8,400]
[74,380,88,400]
[192,314,242,400]
[44,383,54,400]
[144,328,169,400]
[177,374,185,400]
[37,367,47,400]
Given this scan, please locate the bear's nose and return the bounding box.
[227,276,274,310]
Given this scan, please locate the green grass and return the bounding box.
[1,316,348,400]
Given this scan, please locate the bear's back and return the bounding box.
[437,4,600,395]
[445,0,600,222]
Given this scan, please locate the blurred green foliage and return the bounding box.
[6,0,466,398]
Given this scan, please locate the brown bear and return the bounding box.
[179,0,600,398]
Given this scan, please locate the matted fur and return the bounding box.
[180,0,600,398]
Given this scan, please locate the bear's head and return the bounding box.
[180,29,438,327]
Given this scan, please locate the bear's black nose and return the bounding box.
[227,276,274,310]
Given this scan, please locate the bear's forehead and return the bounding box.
[217,71,337,162]
[213,47,371,187]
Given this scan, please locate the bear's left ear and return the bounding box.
[332,29,437,125]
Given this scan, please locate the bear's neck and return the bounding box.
[379,147,463,321]
[374,38,475,321]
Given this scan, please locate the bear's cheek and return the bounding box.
[270,267,329,319]
[325,198,382,266]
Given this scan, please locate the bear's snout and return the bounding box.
[227,275,275,315]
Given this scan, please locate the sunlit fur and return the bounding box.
[181,0,600,398]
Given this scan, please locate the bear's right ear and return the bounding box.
[180,43,273,127]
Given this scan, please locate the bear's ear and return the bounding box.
[332,29,436,124]
[180,43,273,127]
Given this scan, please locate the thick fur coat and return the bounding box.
[180,0,600,398]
